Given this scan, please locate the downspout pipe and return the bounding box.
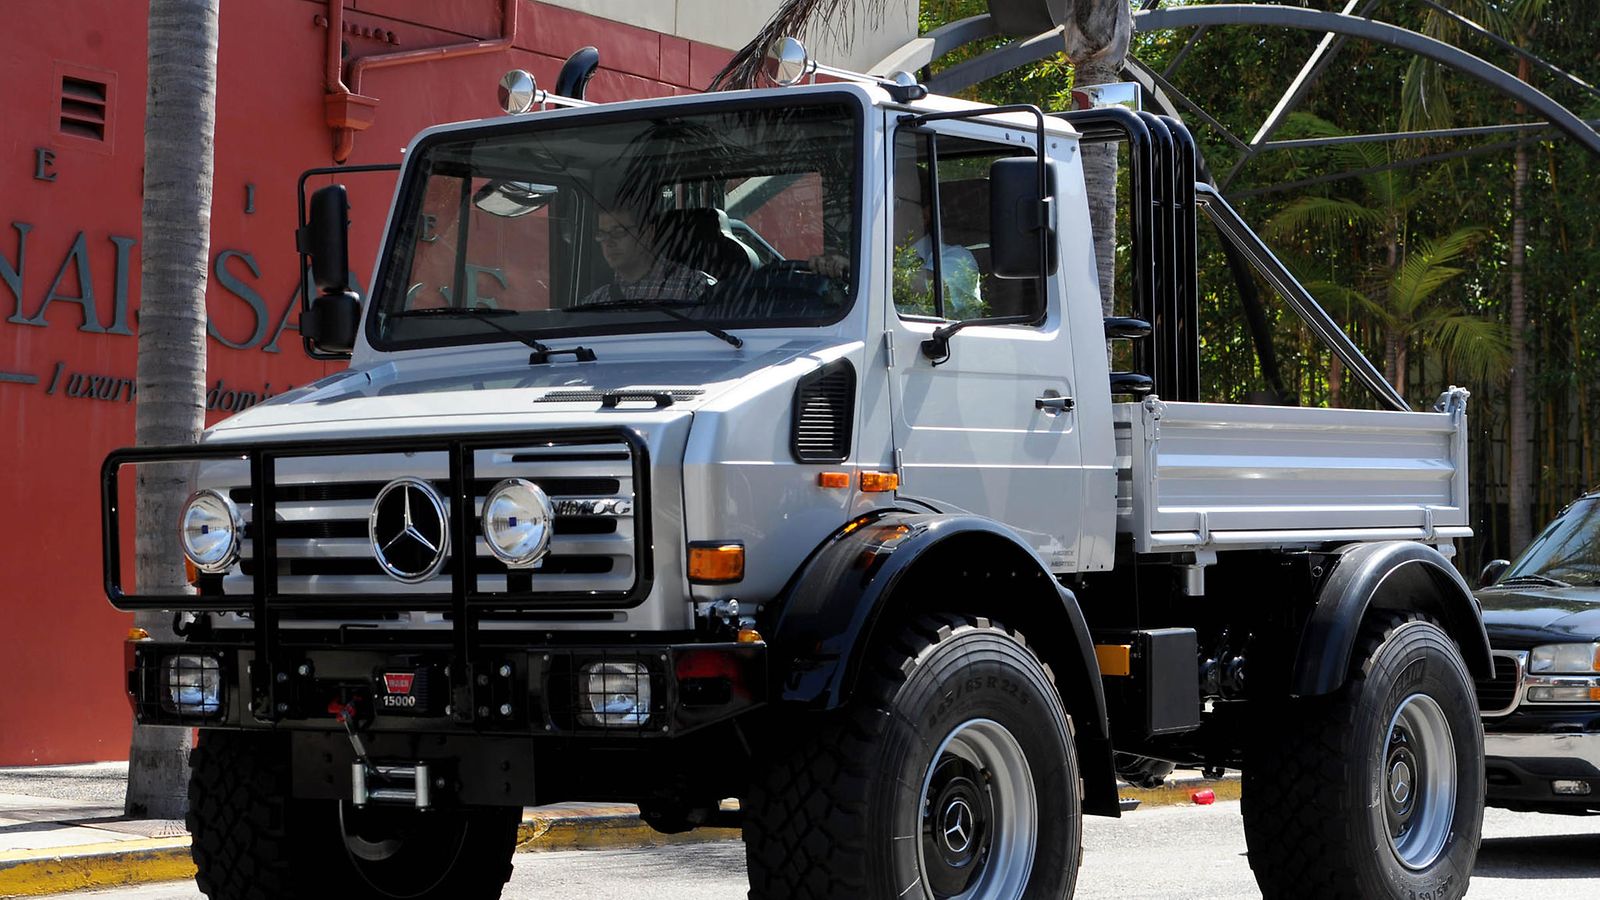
[326,0,520,163]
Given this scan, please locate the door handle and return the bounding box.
[1035,396,1075,412]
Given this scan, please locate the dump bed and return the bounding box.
[1114,392,1471,554]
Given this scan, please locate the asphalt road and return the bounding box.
[46,803,1600,899]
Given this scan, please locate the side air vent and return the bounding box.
[60,75,109,141]
[791,360,855,463]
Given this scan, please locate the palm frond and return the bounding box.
[1278,112,1389,175]
[1388,228,1485,314]
[1266,197,1387,241]
[1306,280,1390,327]
[1414,312,1511,385]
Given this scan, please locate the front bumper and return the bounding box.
[1483,710,1600,810]
[128,637,766,738]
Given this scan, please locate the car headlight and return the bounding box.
[1528,643,1600,674]
[481,478,553,568]
[179,489,243,573]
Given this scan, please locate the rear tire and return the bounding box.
[189,730,519,900]
[1241,614,1483,900]
[743,614,1081,900]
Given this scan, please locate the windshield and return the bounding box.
[370,99,860,350]
[1503,497,1600,585]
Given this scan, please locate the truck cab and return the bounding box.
[105,50,1491,900]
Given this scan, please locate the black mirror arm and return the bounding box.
[919,314,1035,365]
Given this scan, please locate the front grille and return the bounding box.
[216,439,640,606]
[1476,651,1525,716]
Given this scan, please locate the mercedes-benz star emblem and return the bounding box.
[942,798,975,854]
[369,477,450,583]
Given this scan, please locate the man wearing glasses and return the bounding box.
[580,206,713,305]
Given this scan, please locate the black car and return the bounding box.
[1474,492,1600,813]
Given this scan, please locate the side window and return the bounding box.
[891,130,1039,322]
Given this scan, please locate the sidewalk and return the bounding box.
[0,762,1236,897]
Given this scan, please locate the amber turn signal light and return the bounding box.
[817,472,850,489]
[688,542,745,584]
[859,471,898,492]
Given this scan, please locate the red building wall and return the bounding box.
[0,0,731,764]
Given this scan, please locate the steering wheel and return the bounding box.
[762,259,819,275]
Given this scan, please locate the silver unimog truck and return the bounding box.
[104,41,1491,900]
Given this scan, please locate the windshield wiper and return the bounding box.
[388,308,596,364]
[578,298,744,349]
[1497,573,1573,588]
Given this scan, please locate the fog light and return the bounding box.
[179,489,242,573]
[1526,684,1600,703]
[481,478,553,568]
[1552,780,1592,796]
[161,654,222,716]
[578,661,651,727]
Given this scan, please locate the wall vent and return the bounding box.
[790,360,856,463]
[59,75,108,141]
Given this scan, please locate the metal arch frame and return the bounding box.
[868,3,1600,407]
[1133,3,1600,164]
[874,4,1600,165]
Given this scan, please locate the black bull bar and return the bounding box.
[102,427,654,724]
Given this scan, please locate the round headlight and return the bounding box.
[482,478,553,568]
[179,489,242,573]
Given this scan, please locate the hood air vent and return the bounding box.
[791,360,855,463]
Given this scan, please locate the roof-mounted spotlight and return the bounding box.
[765,37,814,87]
[499,69,540,114]
[886,70,928,102]
[497,69,596,115]
[1070,82,1142,112]
[764,37,929,101]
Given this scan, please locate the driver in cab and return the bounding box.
[580,206,711,305]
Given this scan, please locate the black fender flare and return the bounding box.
[765,510,1119,816]
[1292,541,1492,697]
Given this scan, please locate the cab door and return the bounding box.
[884,120,1086,571]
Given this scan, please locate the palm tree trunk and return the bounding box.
[126,0,219,820]
[1384,232,1401,392]
[1507,56,1532,553]
[1064,2,1131,320]
[1078,59,1121,318]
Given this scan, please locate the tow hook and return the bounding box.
[331,699,432,810]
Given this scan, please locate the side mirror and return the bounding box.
[296,185,361,357]
[989,156,1057,280]
[303,185,351,293]
[1479,559,1511,588]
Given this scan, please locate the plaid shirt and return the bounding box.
[579,259,712,306]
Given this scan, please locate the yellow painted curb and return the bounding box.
[0,784,1237,897]
[518,808,739,852]
[1121,776,1242,808]
[0,838,194,899]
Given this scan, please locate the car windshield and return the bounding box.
[1503,497,1600,585]
[370,99,859,350]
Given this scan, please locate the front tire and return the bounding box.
[744,614,1081,900]
[189,730,520,900]
[1242,614,1484,900]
